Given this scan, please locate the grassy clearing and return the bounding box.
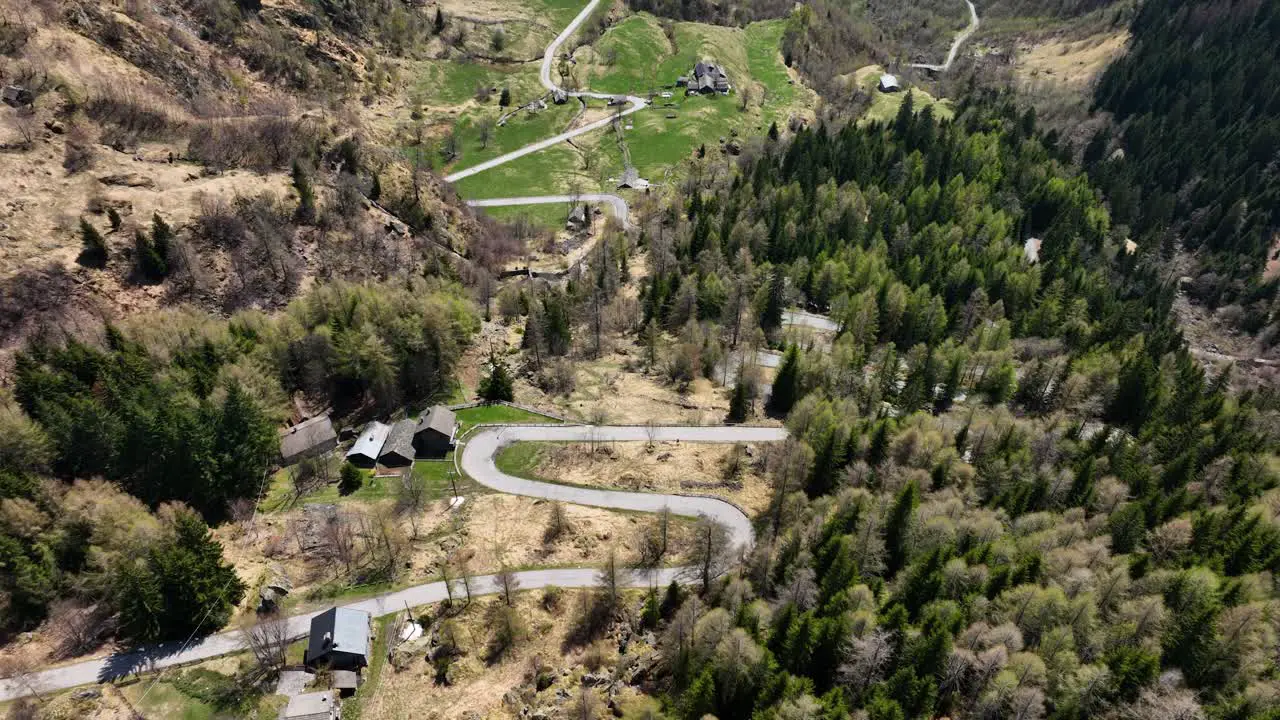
[586,14,673,95]
[456,403,563,434]
[414,59,543,108]
[451,141,597,198]
[475,202,570,229]
[260,459,479,513]
[120,664,283,720]
[449,102,581,172]
[853,64,954,125]
[523,0,586,30]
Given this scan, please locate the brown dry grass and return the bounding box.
[532,440,776,515]
[366,590,654,720]
[1015,32,1128,87]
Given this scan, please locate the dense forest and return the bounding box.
[0,279,478,642]
[497,94,1280,719]
[1090,0,1280,340]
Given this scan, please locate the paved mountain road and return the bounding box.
[0,423,786,702]
[443,0,646,183]
[461,424,789,549]
[909,0,979,72]
[467,194,632,230]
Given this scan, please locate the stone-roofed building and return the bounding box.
[378,419,417,467]
[413,406,457,458]
[345,421,389,468]
[689,61,730,94]
[279,414,338,465]
[282,691,339,720]
[305,607,373,671]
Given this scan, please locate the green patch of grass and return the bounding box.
[524,0,586,30]
[451,141,590,199]
[414,59,543,108]
[493,441,547,478]
[589,14,673,95]
[122,666,280,720]
[476,202,570,229]
[456,403,562,434]
[449,102,581,172]
[259,465,392,514]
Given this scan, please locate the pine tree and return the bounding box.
[768,120,779,141]
[762,268,786,333]
[727,376,752,423]
[479,351,515,402]
[884,480,919,577]
[292,159,316,225]
[766,345,801,417]
[151,212,173,262]
[499,87,511,107]
[134,230,167,282]
[107,207,122,230]
[78,218,108,268]
[369,173,382,202]
[433,6,445,34]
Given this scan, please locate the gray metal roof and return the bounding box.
[879,74,901,90]
[283,691,336,720]
[307,607,371,662]
[379,419,417,463]
[415,406,457,438]
[280,415,336,462]
[346,421,389,463]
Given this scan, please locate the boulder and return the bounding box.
[97,173,155,189]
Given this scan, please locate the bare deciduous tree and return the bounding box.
[243,613,292,679]
[691,516,732,593]
[495,565,520,607]
[544,501,570,544]
[839,627,895,694]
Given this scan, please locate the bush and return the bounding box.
[339,463,363,496]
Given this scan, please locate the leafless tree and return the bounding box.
[49,600,112,659]
[691,517,732,593]
[495,565,520,606]
[395,467,429,539]
[570,685,601,720]
[0,651,43,704]
[839,627,895,694]
[781,567,818,610]
[243,613,292,679]
[476,116,495,149]
[544,501,570,544]
[597,548,623,610]
[321,510,358,577]
[452,551,474,605]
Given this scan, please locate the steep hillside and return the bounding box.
[0,0,513,357]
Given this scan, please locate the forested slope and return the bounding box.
[1090,0,1280,338]
[585,93,1280,719]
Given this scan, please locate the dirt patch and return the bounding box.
[532,440,775,515]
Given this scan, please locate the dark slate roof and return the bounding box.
[306,607,371,663]
[379,419,417,462]
[280,415,337,462]
[283,691,336,720]
[415,406,457,438]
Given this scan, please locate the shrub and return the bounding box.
[77,219,108,268]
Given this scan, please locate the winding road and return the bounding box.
[0,423,786,702]
[909,0,980,73]
[467,193,632,230]
[442,0,646,184]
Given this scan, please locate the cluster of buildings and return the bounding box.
[278,405,458,469]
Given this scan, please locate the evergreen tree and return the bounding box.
[766,345,801,417]
[884,480,920,577]
[761,268,786,334]
[479,351,515,402]
[369,173,382,202]
[292,159,316,225]
[499,87,511,107]
[727,375,753,423]
[78,218,108,268]
[107,207,122,230]
[114,508,245,642]
[768,120,779,141]
[133,230,167,282]
[339,462,364,496]
[433,6,445,34]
